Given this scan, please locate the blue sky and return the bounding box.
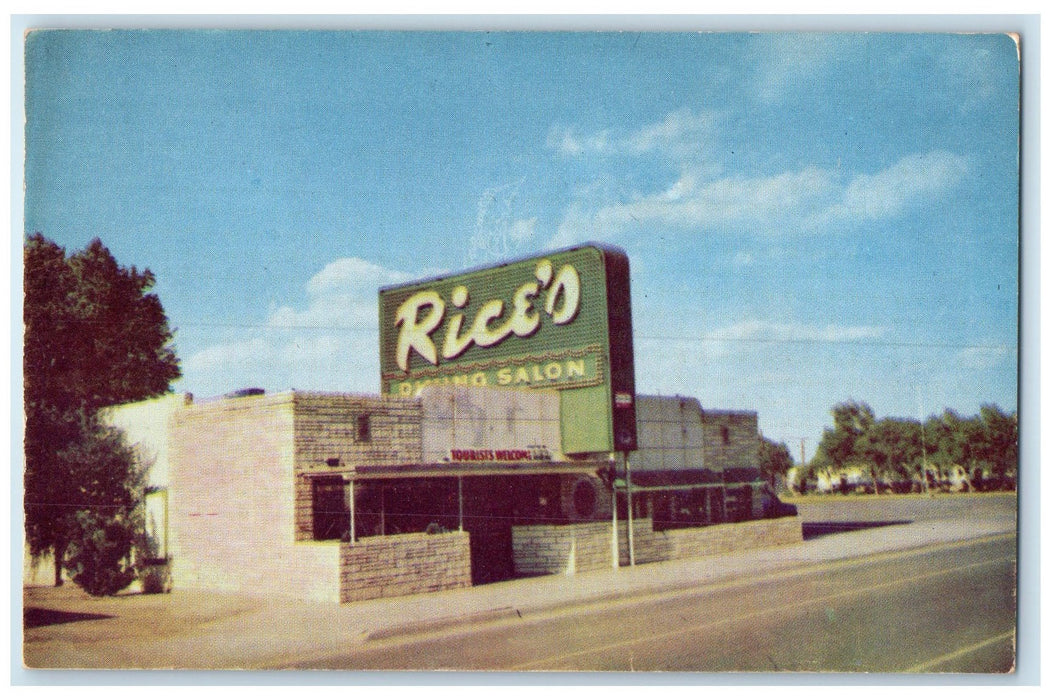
[22,30,1019,460]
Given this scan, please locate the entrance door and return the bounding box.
[461,476,515,584]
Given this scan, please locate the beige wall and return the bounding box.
[631,395,706,472]
[418,385,563,463]
[103,392,191,488]
[170,392,340,601]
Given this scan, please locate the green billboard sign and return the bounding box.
[378,244,637,454]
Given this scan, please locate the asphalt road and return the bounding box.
[295,533,1016,672]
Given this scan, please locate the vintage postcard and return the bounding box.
[20,26,1022,675]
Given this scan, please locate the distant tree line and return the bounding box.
[794,400,1018,495]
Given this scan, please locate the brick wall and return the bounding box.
[702,410,759,477]
[340,531,471,603]
[169,392,341,602]
[292,392,423,540]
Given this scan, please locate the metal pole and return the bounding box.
[458,476,464,533]
[348,479,356,544]
[610,456,619,569]
[163,488,170,560]
[625,451,635,567]
[379,485,385,536]
[918,387,931,497]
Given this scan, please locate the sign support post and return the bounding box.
[347,478,356,544]
[610,454,619,569]
[458,476,464,533]
[625,450,635,567]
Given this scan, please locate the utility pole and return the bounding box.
[796,437,807,494]
[917,387,931,497]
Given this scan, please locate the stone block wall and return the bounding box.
[702,410,759,478]
[617,517,673,565]
[340,531,471,603]
[663,516,804,560]
[292,393,423,540]
[512,522,613,574]
[514,516,804,575]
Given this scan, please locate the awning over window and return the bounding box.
[300,459,610,481]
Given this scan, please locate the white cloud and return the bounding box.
[182,257,416,397]
[937,41,1009,114]
[551,165,838,247]
[551,150,967,247]
[268,257,414,330]
[184,337,271,374]
[955,343,1012,371]
[549,107,720,160]
[816,151,969,226]
[750,34,859,105]
[699,319,887,358]
[733,251,755,267]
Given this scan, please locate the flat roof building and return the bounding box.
[101,386,799,603]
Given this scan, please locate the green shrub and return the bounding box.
[64,510,137,596]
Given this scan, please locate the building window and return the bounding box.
[720,425,730,445]
[356,414,371,443]
[312,476,349,540]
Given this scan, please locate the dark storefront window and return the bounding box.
[312,476,349,540]
[650,487,728,531]
[724,486,753,523]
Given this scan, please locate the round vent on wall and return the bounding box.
[570,478,597,519]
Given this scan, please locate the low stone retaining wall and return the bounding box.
[616,518,672,565]
[340,531,471,603]
[513,516,804,575]
[512,522,613,574]
[661,516,803,561]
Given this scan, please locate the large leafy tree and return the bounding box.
[976,404,1019,489]
[758,435,794,486]
[24,234,181,586]
[56,416,145,595]
[815,400,875,491]
[856,417,923,493]
[925,409,981,490]
[815,398,1018,495]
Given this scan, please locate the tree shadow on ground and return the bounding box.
[24,607,115,629]
[802,520,911,540]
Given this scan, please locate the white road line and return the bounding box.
[511,555,1014,670]
[905,630,1016,673]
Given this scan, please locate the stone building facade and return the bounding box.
[95,387,798,603]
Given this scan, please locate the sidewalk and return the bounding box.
[23,513,1016,670]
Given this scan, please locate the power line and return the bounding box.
[153,320,1013,353]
